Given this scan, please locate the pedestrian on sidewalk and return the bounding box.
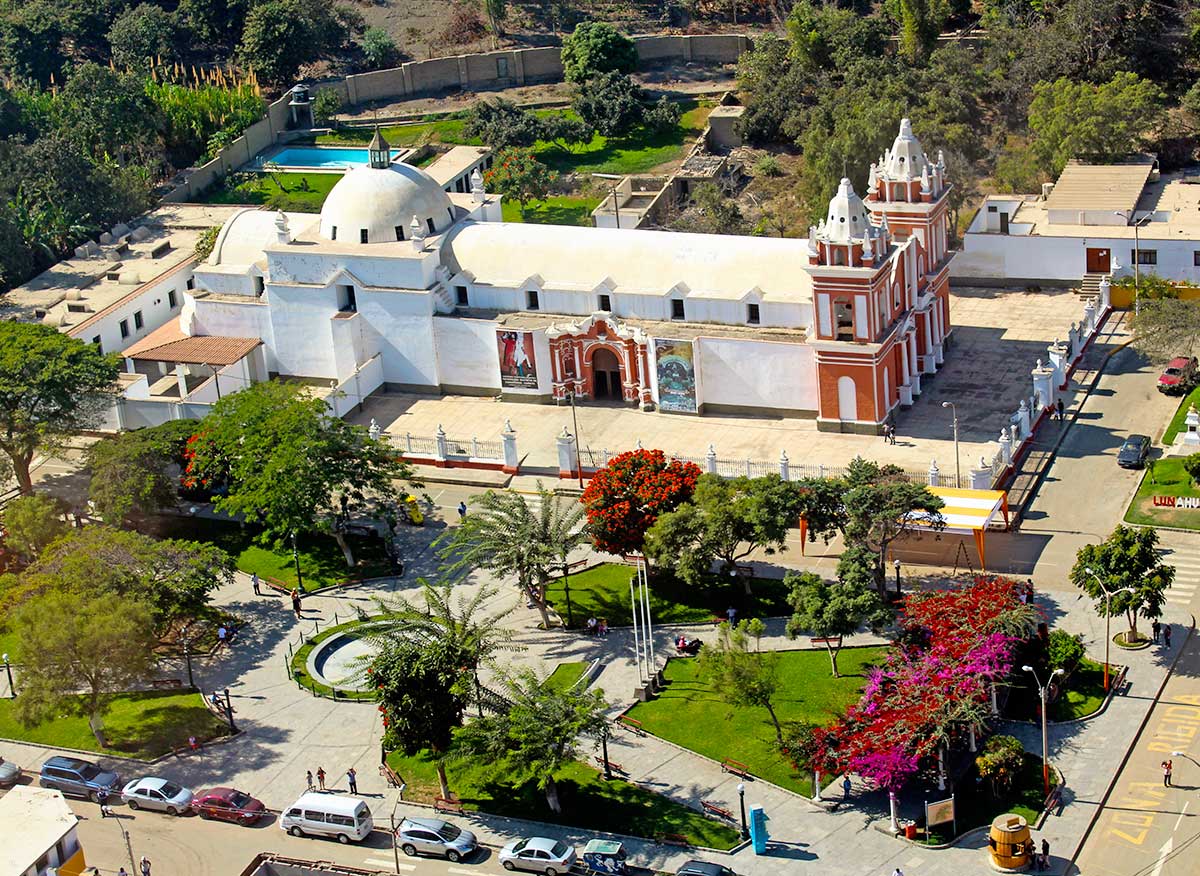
[1056,399,1065,421]
[118,868,128,876]
[881,424,891,443]
[1041,838,1050,870]
[140,856,152,876]
[291,588,303,619]
[726,606,737,625]
[1164,624,1173,648]
[842,775,852,801]
[1163,759,1173,787]
[251,572,261,595]
[458,501,468,521]
[306,770,314,791]
[1153,619,1161,643]
[347,767,358,795]
[97,787,112,817]
[317,766,326,790]
[891,869,904,876]
[188,735,199,752]
[889,424,898,445]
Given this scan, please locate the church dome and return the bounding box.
[318,163,455,244]
[823,178,871,243]
[883,118,927,181]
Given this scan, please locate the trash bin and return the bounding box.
[904,824,918,840]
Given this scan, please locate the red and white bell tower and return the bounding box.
[804,118,954,433]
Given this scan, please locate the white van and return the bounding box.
[281,792,375,843]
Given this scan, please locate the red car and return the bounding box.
[191,787,266,824]
[1158,356,1198,394]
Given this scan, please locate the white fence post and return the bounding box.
[928,459,940,487]
[779,450,790,481]
[501,419,519,474]
[434,424,448,461]
[556,427,578,479]
[706,444,718,475]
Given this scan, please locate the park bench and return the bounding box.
[1044,785,1062,815]
[721,758,750,779]
[594,756,625,775]
[656,834,690,847]
[1112,666,1130,696]
[701,800,734,822]
[435,796,465,814]
[810,636,842,648]
[379,764,404,789]
[617,715,645,736]
[150,678,183,690]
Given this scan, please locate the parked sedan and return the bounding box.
[121,777,194,815]
[0,756,21,788]
[396,816,477,862]
[1117,434,1151,469]
[499,837,577,876]
[676,862,737,876]
[192,787,266,824]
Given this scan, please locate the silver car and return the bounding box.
[0,756,21,788]
[121,777,194,815]
[396,816,477,862]
[499,837,577,876]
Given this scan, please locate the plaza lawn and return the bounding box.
[1123,458,1200,530]
[1050,658,1108,721]
[501,195,600,226]
[625,646,887,796]
[545,562,793,628]
[0,690,229,759]
[1162,385,1200,445]
[197,171,340,211]
[385,749,739,849]
[543,661,588,692]
[152,515,392,592]
[317,102,712,176]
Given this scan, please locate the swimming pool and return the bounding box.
[256,146,372,169]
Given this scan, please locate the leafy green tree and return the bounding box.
[361,26,400,69]
[373,635,470,801]
[699,618,784,745]
[1028,73,1164,177]
[1,493,67,562]
[483,147,556,217]
[785,1,890,73]
[1184,453,1200,486]
[895,0,945,65]
[107,4,181,72]
[25,526,233,630]
[0,206,34,290]
[1046,629,1085,673]
[527,485,589,625]
[573,71,643,138]
[311,89,343,128]
[374,579,518,667]
[15,588,157,745]
[184,380,411,578]
[1070,525,1173,642]
[669,181,747,236]
[464,99,545,150]
[1131,298,1200,363]
[482,0,506,38]
[975,734,1025,797]
[561,21,637,84]
[539,113,593,152]
[86,420,198,527]
[0,322,118,495]
[785,570,884,676]
[56,64,164,165]
[178,0,251,45]
[0,3,67,87]
[237,0,361,85]
[644,474,803,591]
[452,669,609,814]
[642,95,681,134]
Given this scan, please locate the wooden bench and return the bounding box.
[721,758,750,778]
[594,756,625,774]
[434,796,464,814]
[701,800,734,821]
[150,678,183,690]
[379,764,404,789]
[810,636,842,648]
[618,715,645,736]
[656,833,690,847]
[1044,785,1062,815]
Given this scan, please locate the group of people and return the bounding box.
[306,766,358,795]
[1152,619,1174,648]
[1017,579,1035,605]
[103,857,151,876]
[585,617,609,637]
[675,634,701,655]
[1024,837,1053,871]
[881,423,898,445]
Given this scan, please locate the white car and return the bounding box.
[498,837,577,876]
[121,777,194,815]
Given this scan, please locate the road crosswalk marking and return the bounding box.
[362,859,414,870]
[1158,543,1200,606]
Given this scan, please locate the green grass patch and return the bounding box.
[1162,386,1200,445]
[544,661,588,692]
[317,103,711,176]
[545,563,793,628]
[151,516,392,593]
[1123,458,1200,530]
[0,690,229,759]
[924,752,1054,843]
[196,172,341,211]
[625,647,886,796]
[1050,658,1107,721]
[290,617,381,701]
[501,195,600,226]
[385,749,739,849]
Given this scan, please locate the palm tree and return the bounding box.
[529,484,589,627]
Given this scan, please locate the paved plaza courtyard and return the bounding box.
[352,287,1098,476]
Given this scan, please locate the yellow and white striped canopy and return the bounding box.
[916,487,1009,533]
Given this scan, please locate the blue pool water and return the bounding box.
[259,146,371,168]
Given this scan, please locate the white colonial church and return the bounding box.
[128,120,954,432]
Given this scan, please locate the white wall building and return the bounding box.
[0,786,87,876]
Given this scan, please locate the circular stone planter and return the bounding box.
[1112,632,1151,650]
[306,631,379,692]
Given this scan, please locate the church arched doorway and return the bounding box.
[592,348,622,399]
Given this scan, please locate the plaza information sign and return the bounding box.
[926,796,956,831]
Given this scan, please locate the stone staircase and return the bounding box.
[1077,272,1107,301]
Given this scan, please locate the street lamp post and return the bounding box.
[566,389,584,489]
[942,401,961,488]
[2,653,13,697]
[1023,664,1062,797]
[737,782,748,839]
[1114,210,1153,308]
[1085,567,1136,692]
[223,687,237,733]
[594,173,623,229]
[893,559,902,597]
[183,640,195,689]
[600,724,613,781]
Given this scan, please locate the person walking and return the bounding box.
[1056,398,1065,421]
[140,856,151,876]
[457,501,468,521]
[890,424,898,445]
[1163,759,1173,787]
[1165,624,1173,649]
[118,869,128,876]
[251,572,261,595]
[291,588,303,619]
[97,787,111,817]
[306,770,314,791]
[347,767,358,795]
[842,775,852,801]
[726,606,737,625]
[1041,838,1050,870]
[1152,619,1161,643]
[317,766,326,790]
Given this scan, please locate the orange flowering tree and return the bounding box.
[581,448,701,556]
[484,147,557,217]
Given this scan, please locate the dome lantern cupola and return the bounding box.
[883,118,927,182]
[821,178,872,244]
[368,126,391,169]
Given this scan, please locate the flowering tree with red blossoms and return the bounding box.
[581,449,701,556]
[813,576,1038,794]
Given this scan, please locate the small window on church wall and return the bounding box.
[455,286,469,307]
[599,294,612,312]
[671,298,685,320]
[527,290,539,310]
[426,217,436,235]
[395,225,405,241]
[330,226,337,240]
[254,276,265,297]
[360,229,369,244]
[747,303,760,324]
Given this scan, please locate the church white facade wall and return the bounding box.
[955,230,1200,284]
[693,337,817,416]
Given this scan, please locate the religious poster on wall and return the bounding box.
[654,339,697,413]
[497,330,538,388]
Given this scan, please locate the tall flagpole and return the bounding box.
[630,578,644,684]
[640,560,654,680]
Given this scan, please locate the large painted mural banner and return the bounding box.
[497,330,538,388]
[654,339,697,413]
